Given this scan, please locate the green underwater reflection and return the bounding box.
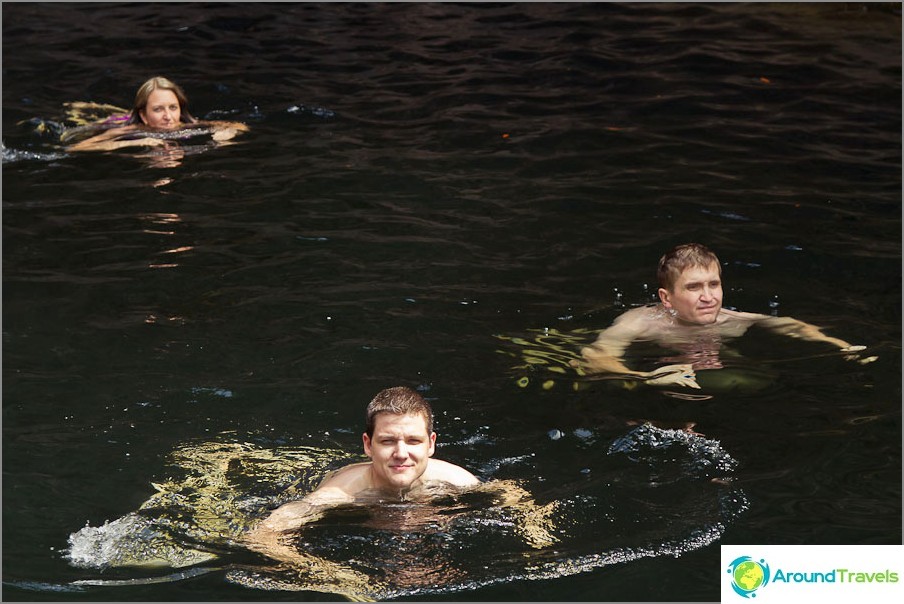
[64,425,748,599]
[496,326,779,400]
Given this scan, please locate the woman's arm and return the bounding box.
[197,120,250,142]
[68,120,249,151]
[67,125,167,152]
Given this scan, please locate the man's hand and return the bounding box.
[644,364,700,389]
[480,480,559,549]
[840,345,878,365]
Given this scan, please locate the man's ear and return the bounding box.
[428,432,436,457]
[362,432,373,458]
[658,287,673,308]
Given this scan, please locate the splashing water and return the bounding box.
[63,426,747,599]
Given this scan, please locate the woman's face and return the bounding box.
[139,88,181,129]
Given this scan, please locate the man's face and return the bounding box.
[658,262,723,325]
[363,412,436,493]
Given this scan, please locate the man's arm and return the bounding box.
[244,488,346,562]
[570,308,700,388]
[244,489,379,597]
[245,462,368,565]
[728,310,876,363]
[477,480,559,549]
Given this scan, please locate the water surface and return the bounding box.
[3,2,901,601]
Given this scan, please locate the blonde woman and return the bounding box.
[66,76,248,152]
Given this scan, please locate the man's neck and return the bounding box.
[365,468,426,501]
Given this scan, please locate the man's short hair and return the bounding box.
[365,386,434,438]
[657,243,721,291]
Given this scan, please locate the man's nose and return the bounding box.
[392,442,408,458]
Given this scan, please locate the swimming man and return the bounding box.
[245,386,557,593]
[571,243,873,389]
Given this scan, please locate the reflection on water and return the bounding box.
[63,425,747,598]
[66,441,357,568]
[3,2,900,601]
[495,325,779,399]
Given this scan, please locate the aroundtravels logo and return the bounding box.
[726,556,771,598]
[722,545,903,603]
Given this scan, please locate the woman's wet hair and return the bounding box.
[365,387,434,438]
[128,76,197,125]
[657,243,721,291]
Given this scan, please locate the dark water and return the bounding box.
[2,2,901,601]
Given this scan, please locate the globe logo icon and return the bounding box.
[727,556,770,598]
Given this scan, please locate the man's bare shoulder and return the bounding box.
[316,462,372,493]
[601,305,668,335]
[254,464,369,531]
[718,308,770,323]
[617,304,661,320]
[714,308,771,338]
[424,459,481,488]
